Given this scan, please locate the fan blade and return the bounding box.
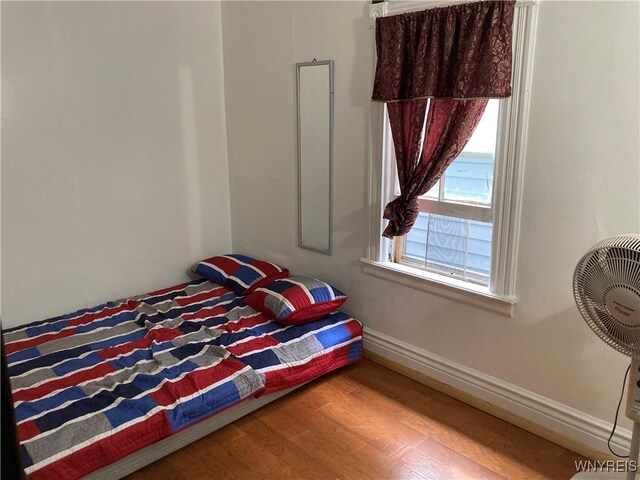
[579,253,611,303]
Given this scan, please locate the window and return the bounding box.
[393,99,499,287]
[365,0,538,306]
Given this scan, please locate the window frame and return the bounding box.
[390,99,500,287]
[364,0,539,310]
[385,100,499,224]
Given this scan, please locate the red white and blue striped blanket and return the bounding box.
[3,278,363,479]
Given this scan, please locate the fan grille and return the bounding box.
[573,235,640,358]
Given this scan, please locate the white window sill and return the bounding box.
[360,258,516,316]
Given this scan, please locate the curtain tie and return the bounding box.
[382,196,420,238]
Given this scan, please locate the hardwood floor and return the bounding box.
[126,359,586,480]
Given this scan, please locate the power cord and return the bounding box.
[608,364,631,458]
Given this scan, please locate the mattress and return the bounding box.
[85,386,298,480]
[4,278,363,479]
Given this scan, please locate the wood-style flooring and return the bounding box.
[126,359,586,480]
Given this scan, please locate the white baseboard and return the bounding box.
[363,326,631,456]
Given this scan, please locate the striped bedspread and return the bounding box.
[4,279,363,479]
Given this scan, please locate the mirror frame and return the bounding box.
[296,60,334,255]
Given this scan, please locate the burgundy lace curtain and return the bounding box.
[372,0,516,239]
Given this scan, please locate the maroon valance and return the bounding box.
[372,0,515,102]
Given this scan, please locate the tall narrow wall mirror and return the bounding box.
[297,60,333,255]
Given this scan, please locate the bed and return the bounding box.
[4,260,363,480]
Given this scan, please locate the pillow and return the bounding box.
[245,275,347,325]
[192,254,289,295]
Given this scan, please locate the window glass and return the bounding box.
[403,212,493,286]
[443,99,499,204]
[424,181,439,199]
[442,154,494,204]
[398,99,499,285]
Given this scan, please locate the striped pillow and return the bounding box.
[245,276,347,325]
[192,254,289,295]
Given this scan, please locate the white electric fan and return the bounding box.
[573,234,640,480]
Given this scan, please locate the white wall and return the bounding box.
[221,0,639,432]
[2,0,637,448]
[1,1,232,328]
